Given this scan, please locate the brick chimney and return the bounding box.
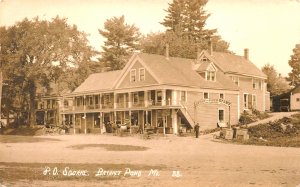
[165,43,169,60]
[244,48,249,60]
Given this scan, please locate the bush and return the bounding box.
[239,111,257,125]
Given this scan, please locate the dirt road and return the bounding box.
[1,131,300,187]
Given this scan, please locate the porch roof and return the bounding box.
[73,70,122,93]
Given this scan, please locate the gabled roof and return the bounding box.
[73,70,122,93]
[201,51,267,79]
[136,53,238,90]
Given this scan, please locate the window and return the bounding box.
[206,71,216,81]
[95,96,99,105]
[88,96,93,105]
[218,109,224,122]
[252,95,257,109]
[139,68,145,81]
[130,69,136,82]
[204,92,209,99]
[201,57,209,62]
[244,93,257,110]
[181,91,186,102]
[244,94,248,109]
[253,79,260,89]
[156,91,162,102]
[297,98,300,102]
[76,97,81,106]
[231,76,239,86]
[47,100,51,109]
[133,92,139,104]
[220,93,224,99]
[157,110,163,127]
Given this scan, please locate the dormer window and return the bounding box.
[206,71,216,81]
[130,69,136,83]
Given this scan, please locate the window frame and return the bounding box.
[181,91,187,102]
[218,108,225,122]
[219,93,224,99]
[204,92,209,99]
[130,69,137,83]
[139,68,145,81]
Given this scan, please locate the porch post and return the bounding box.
[144,91,148,107]
[128,92,132,108]
[129,110,132,134]
[73,114,76,134]
[172,109,178,135]
[172,90,177,105]
[99,94,102,109]
[84,113,87,134]
[162,89,166,106]
[114,93,117,109]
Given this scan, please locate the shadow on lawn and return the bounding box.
[68,144,149,151]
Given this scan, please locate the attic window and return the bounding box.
[201,57,209,62]
[130,69,136,83]
[139,68,145,81]
[206,71,216,81]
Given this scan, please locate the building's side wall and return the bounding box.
[183,90,239,130]
[228,75,266,112]
[291,93,300,110]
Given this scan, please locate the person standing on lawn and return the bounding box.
[194,123,200,138]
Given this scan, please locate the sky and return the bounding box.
[0,0,300,76]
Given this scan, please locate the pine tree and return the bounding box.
[288,44,300,86]
[99,15,141,70]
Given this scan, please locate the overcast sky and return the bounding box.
[1,0,300,76]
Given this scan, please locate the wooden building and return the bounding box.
[36,48,269,134]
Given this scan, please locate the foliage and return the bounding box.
[238,111,257,125]
[0,16,96,125]
[234,114,300,147]
[262,63,290,96]
[238,110,270,125]
[288,44,300,86]
[140,32,229,59]
[99,15,141,70]
[141,0,230,59]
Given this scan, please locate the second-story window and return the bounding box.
[156,91,162,102]
[139,68,145,81]
[204,92,209,99]
[181,91,186,102]
[231,76,239,86]
[133,92,139,104]
[253,79,260,89]
[130,69,136,83]
[220,93,224,99]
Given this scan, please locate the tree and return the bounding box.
[161,0,217,43]
[140,32,229,59]
[99,15,141,70]
[141,0,230,59]
[288,44,300,86]
[262,64,290,96]
[0,17,95,125]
